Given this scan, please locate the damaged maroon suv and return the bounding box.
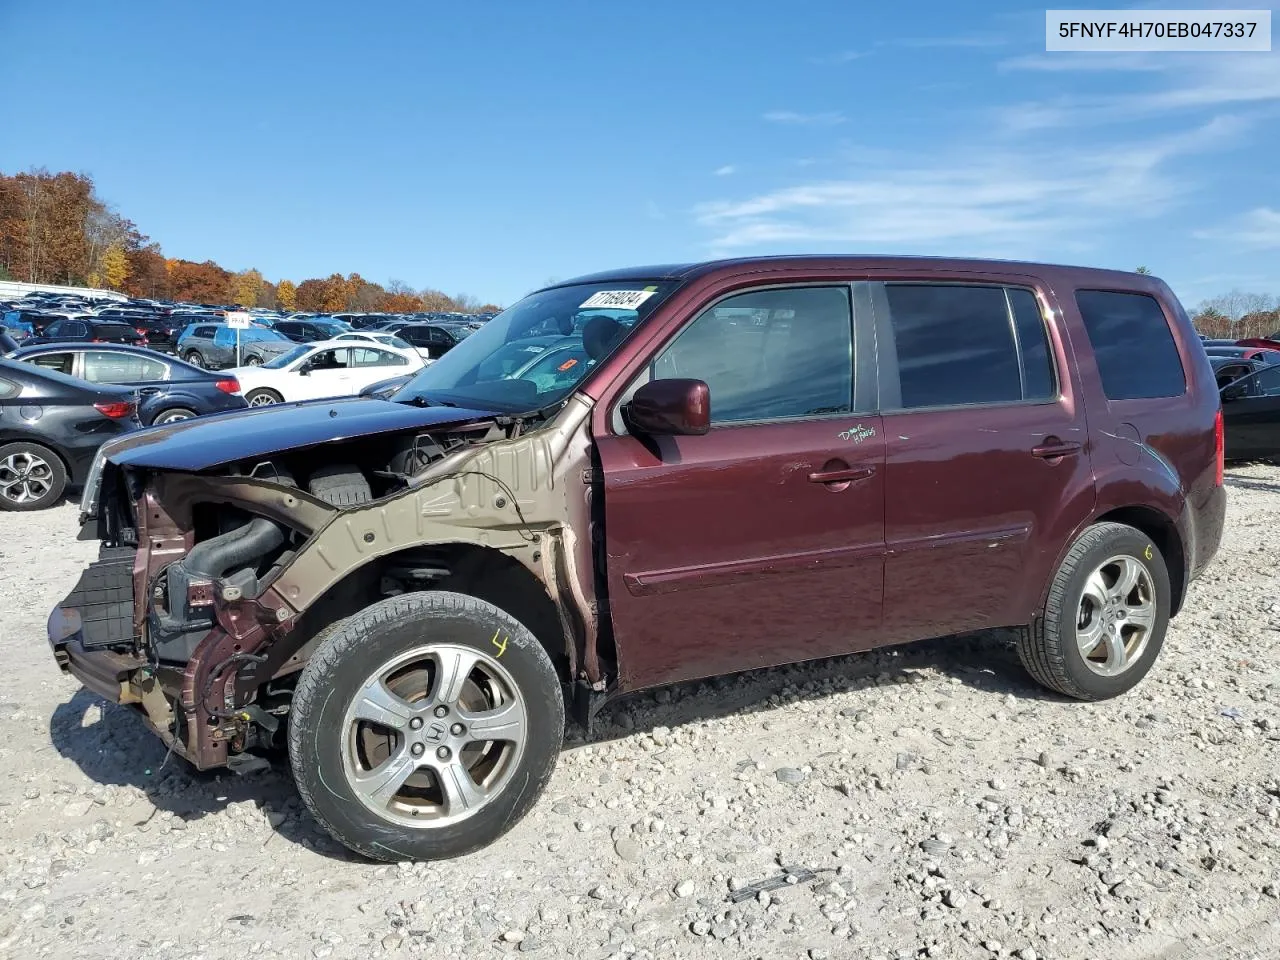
[49,257,1226,861]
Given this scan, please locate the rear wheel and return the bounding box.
[0,442,68,511]
[183,350,205,368]
[246,388,284,407]
[244,354,263,366]
[288,592,563,861]
[1017,522,1170,700]
[152,407,198,425]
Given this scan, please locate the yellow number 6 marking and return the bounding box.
[490,629,509,658]
[1143,545,1152,561]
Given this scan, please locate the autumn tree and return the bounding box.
[168,259,231,304]
[229,268,264,308]
[276,279,297,311]
[478,303,502,313]
[100,244,129,290]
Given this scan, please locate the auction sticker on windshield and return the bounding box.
[579,290,655,310]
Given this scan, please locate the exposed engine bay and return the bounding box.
[51,398,605,774]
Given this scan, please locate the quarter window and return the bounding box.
[883,284,1056,410]
[1075,290,1185,400]
[0,376,18,399]
[652,286,853,424]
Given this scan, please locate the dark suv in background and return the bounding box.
[50,257,1224,862]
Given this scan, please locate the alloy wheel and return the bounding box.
[340,643,527,829]
[1076,554,1157,677]
[0,452,54,505]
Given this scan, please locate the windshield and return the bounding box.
[316,321,352,335]
[392,281,674,413]
[262,344,311,369]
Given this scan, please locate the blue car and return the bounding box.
[2,309,35,340]
[8,343,248,425]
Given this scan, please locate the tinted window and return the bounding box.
[1257,366,1280,396]
[884,284,1055,409]
[1076,290,1185,400]
[30,353,74,375]
[83,352,168,383]
[44,321,65,336]
[194,326,217,338]
[653,286,853,424]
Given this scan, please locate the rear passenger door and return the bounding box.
[871,280,1096,643]
[597,284,886,690]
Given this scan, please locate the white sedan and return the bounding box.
[231,339,424,406]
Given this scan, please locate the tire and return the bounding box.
[288,592,563,861]
[244,354,263,366]
[184,350,205,368]
[307,464,372,507]
[1017,522,1170,701]
[246,388,284,407]
[0,441,68,511]
[152,407,198,425]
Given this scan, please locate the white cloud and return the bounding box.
[713,165,736,177]
[1194,208,1280,248]
[694,117,1243,253]
[810,50,865,65]
[996,53,1280,131]
[762,110,846,126]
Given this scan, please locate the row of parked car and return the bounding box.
[1,283,1278,512]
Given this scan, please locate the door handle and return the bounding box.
[1031,438,1082,459]
[808,466,874,484]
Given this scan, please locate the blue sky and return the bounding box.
[1,0,1277,308]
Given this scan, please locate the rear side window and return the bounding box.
[883,284,1056,409]
[1076,290,1185,400]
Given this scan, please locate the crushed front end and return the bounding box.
[47,396,603,773]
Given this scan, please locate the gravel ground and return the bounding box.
[1,464,1278,960]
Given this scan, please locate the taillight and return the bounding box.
[1214,409,1224,486]
[215,378,240,394]
[91,338,104,343]
[135,327,147,336]
[94,401,136,419]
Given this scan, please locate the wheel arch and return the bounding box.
[0,432,74,481]
[267,541,573,695]
[1092,504,1187,615]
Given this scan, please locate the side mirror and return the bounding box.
[297,365,311,376]
[1221,383,1245,401]
[625,378,710,437]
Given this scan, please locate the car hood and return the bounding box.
[101,396,501,471]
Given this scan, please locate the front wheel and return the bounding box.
[1018,522,1170,700]
[244,354,263,366]
[183,350,205,368]
[245,388,283,406]
[288,592,563,861]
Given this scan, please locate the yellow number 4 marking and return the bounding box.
[1143,545,1153,561]
[490,629,509,658]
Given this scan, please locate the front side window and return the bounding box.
[1076,290,1185,400]
[44,321,65,337]
[302,348,349,371]
[83,351,168,383]
[652,285,854,424]
[883,283,1056,410]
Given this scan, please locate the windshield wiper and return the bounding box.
[403,394,457,408]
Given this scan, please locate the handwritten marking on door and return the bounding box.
[838,424,876,444]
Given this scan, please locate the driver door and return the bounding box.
[295,347,354,399]
[595,283,886,692]
[1222,366,1280,460]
